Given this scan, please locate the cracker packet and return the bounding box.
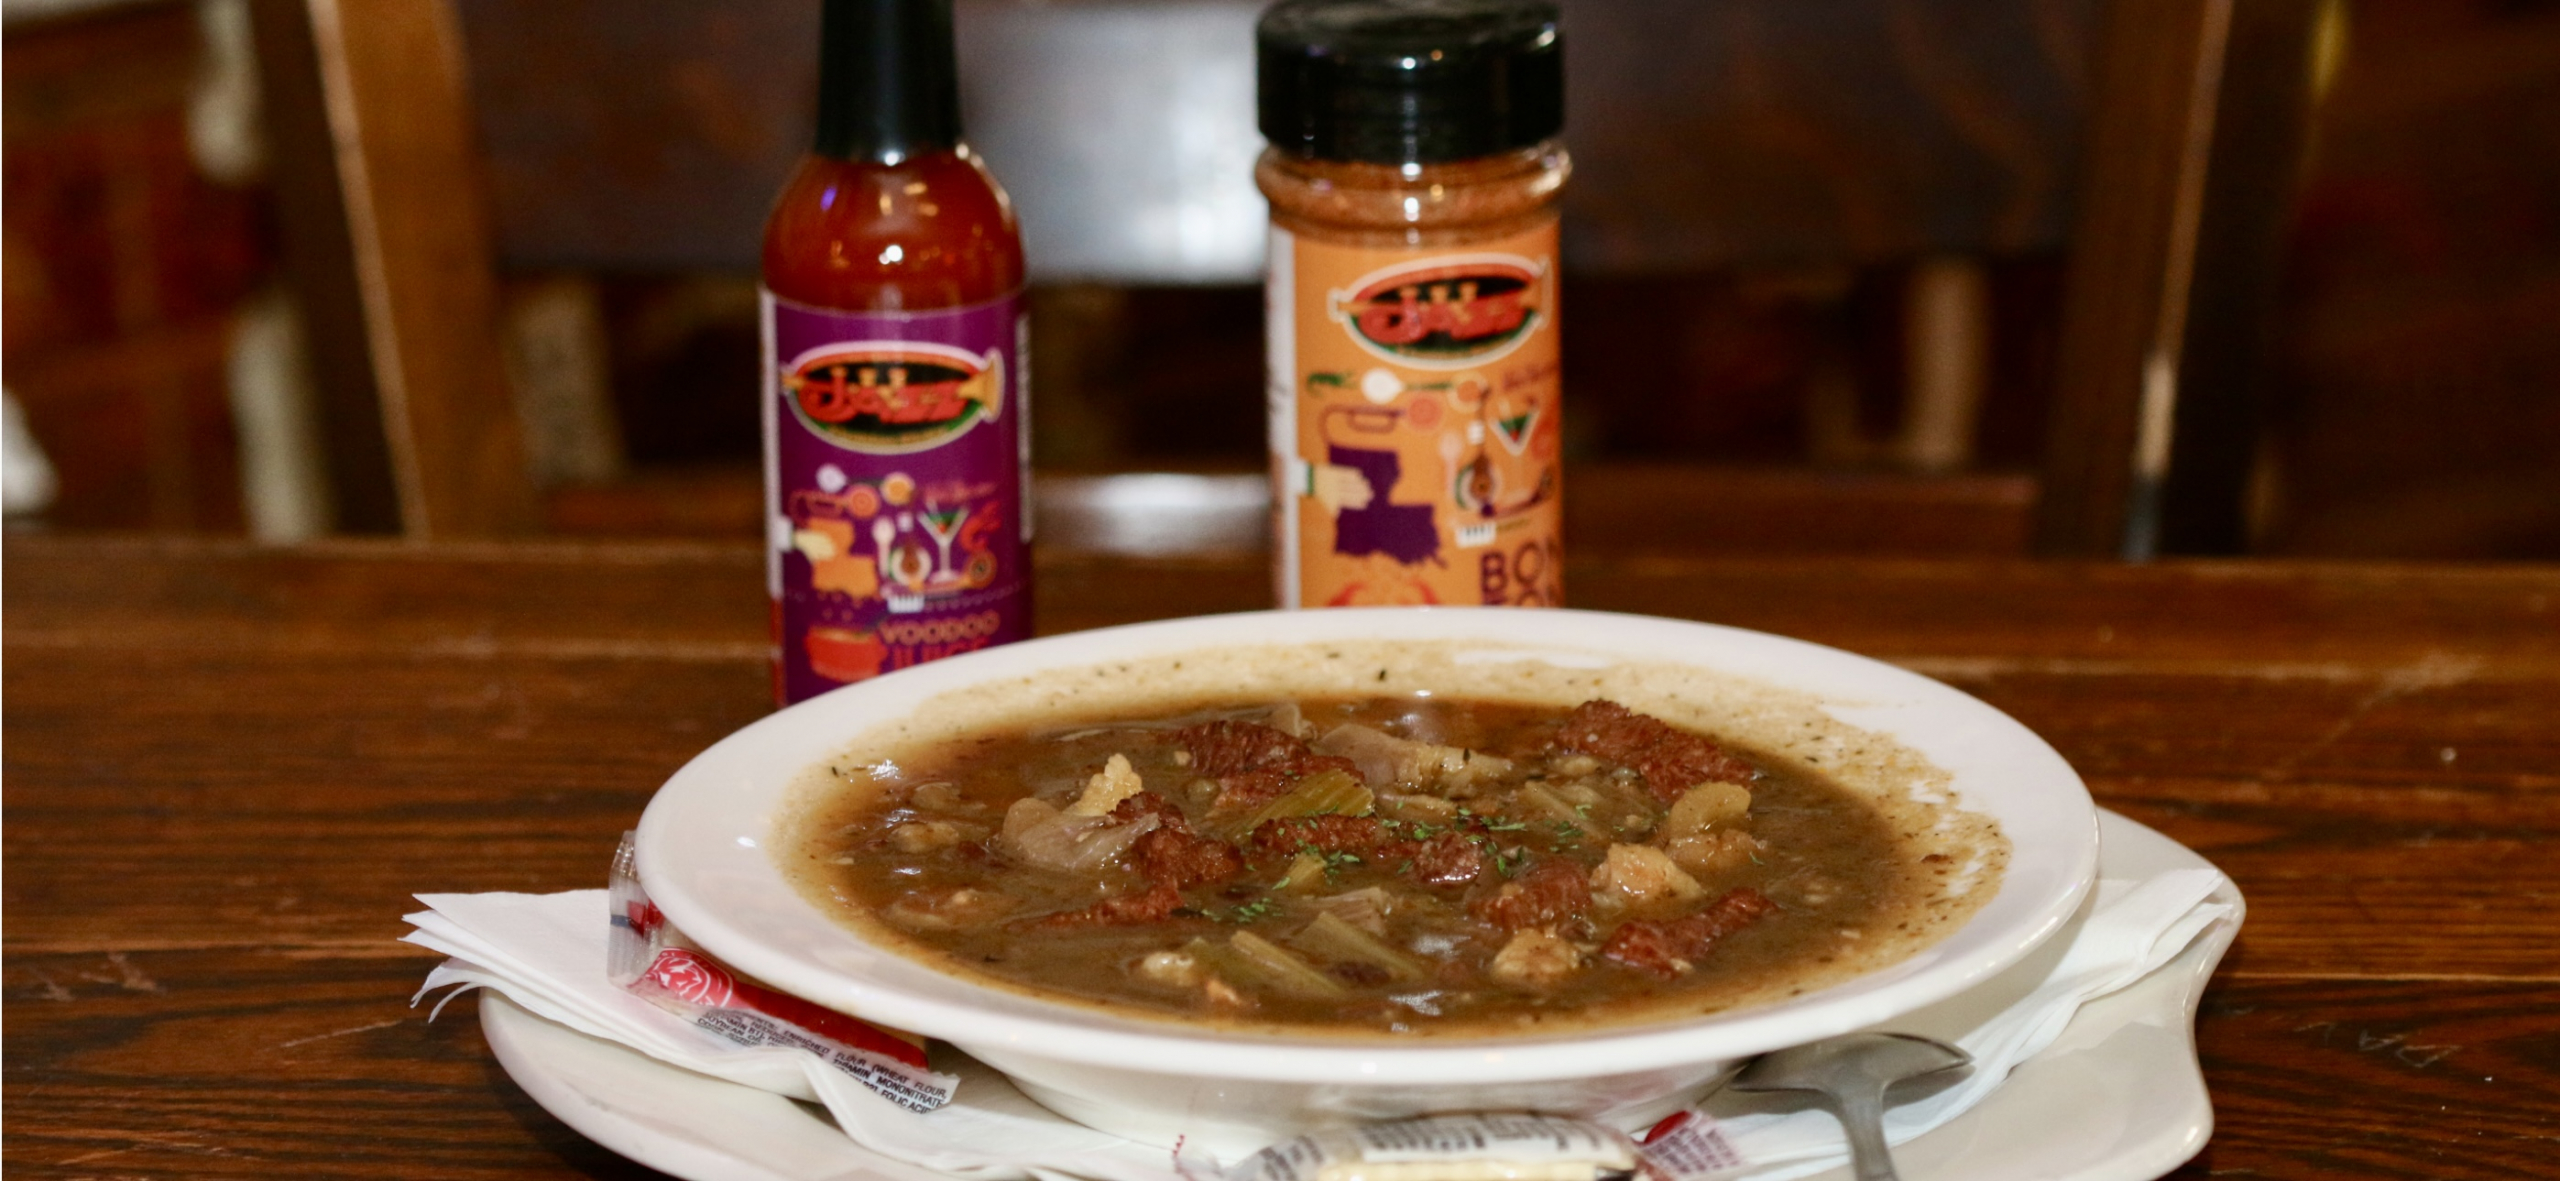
[1233,1111,1747,1181]
[606,832,959,1113]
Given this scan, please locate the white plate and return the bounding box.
[635,609,2098,1151]
[482,809,2238,1181]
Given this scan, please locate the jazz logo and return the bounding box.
[1328,253,1549,368]
[782,341,1003,454]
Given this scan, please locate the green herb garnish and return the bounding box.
[1218,898,1278,924]
[1299,843,1365,877]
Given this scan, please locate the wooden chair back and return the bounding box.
[251,0,2325,554]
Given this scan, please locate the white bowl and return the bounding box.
[636,608,2097,1158]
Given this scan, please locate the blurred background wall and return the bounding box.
[4,0,2555,557]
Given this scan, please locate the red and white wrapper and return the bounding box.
[1634,1112,1751,1181]
[406,817,2232,1181]
[606,832,956,1112]
[1233,1111,1747,1181]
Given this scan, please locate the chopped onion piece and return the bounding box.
[1003,796,1160,873]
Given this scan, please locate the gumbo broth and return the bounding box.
[783,694,1995,1038]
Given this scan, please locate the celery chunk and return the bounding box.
[1216,767,1373,838]
[1193,931,1350,999]
[1285,910,1425,983]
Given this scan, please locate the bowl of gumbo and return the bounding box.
[635,608,2094,1155]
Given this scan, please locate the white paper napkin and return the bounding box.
[1693,869,2235,1180]
[407,863,2234,1181]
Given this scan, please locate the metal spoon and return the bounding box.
[1727,1033,1972,1181]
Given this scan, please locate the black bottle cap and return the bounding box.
[815,0,962,162]
[1258,0,1563,165]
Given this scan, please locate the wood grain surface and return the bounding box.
[6,536,2556,1178]
[258,0,541,538]
[447,0,2096,274]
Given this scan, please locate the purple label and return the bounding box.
[762,288,1031,705]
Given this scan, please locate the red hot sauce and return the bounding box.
[761,0,1032,705]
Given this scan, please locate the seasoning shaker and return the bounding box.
[1256,0,1569,609]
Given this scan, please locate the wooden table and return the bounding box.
[7,535,2556,1179]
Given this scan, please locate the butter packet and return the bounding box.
[606,832,959,1113]
[1234,1111,1747,1181]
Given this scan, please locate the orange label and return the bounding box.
[1267,220,1564,608]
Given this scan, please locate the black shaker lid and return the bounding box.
[1258,0,1563,165]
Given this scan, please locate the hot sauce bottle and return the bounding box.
[762,0,1031,705]
[1256,0,1568,610]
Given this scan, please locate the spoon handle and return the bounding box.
[1836,1084,1900,1181]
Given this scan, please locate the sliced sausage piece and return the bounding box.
[1601,887,1778,977]
[1597,918,1691,978]
[1176,722,1363,803]
[1408,832,1486,887]
[1131,826,1246,889]
[1297,753,1364,781]
[1468,860,1593,932]
[1174,720,1313,777]
[1249,814,1400,859]
[1553,700,1757,804]
[1029,882,1185,929]
[1104,793,1246,889]
[1209,767,1297,813]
